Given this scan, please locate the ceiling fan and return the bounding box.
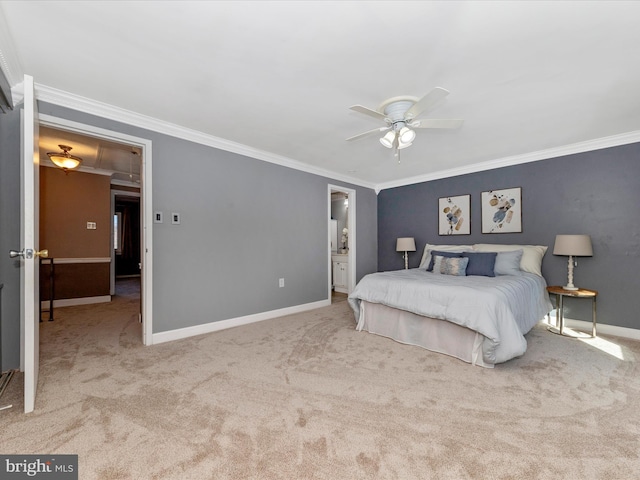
[346,87,463,161]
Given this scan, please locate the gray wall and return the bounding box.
[378,143,640,330]
[0,106,21,370]
[0,101,377,367]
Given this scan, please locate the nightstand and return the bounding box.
[546,286,597,337]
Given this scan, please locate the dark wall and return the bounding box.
[114,196,141,277]
[40,263,110,300]
[378,143,640,330]
[0,105,21,369]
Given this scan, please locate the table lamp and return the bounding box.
[553,234,593,290]
[396,237,416,269]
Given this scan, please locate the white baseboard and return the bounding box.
[546,313,640,341]
[152,299,332,345]
[41,295,111,309]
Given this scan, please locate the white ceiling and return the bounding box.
[2,1,640,189]
[39,126,142,184]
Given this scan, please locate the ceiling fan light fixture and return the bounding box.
[47,144,82,172]
[380,131,395,148]
[349,87,462,161]
[399,126,416,144]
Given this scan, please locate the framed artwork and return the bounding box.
[481,187,522,233]
[438,195,471,235]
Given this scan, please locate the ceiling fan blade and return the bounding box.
[346,126,390,142]
[404,87,450,121]
[411,118,464,129]
[349,105,388,121]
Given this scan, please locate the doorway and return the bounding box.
[111,192,142,317]
[38,113,153,345]
[328,185,356,304]
[111,191,141,285]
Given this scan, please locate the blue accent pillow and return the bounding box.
[461,252,497,277]
[427,250,463,271]
[494,249,523,276]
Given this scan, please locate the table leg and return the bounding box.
[592,296,597,337]
[559,295,564,335]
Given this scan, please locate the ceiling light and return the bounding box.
[399,126,416,144]
[397,141,412,150]
[379,131,395,148]
[47,144,82,172]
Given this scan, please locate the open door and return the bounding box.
[17,74,42,413]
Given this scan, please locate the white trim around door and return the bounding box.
[328,185,356,300]
[37,113,154,346]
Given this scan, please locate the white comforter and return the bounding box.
[348,269,552,364]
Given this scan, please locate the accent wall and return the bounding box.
[39,166,111,301]
[378,143,640,330]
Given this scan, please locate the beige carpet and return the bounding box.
[1,280,639,479]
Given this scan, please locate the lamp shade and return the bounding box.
[553,235,593,256]
[379,131,395,148]
[398,126,416,144]
[396,237,416,252]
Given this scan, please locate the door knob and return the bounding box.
[9,248,48,259]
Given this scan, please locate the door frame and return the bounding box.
[327,185,356,299]
[38,113,154,346]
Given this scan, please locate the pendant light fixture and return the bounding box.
[47,144,82,173]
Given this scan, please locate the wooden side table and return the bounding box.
[546,286,597,337]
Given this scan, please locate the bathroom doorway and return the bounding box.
[328,185,356,304]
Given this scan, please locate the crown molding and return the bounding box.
[17,82,640,194]
[0,7,24,107]
[31,83,376,190]
[0,7,23,87]
[110,178,141,188]
[375,130,640,192]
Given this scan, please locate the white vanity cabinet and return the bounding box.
[332,254,349,294]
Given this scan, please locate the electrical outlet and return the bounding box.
[279,278,285,288]
[86,222,97,230]
[171,212,181,225]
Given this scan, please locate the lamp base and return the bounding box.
[563,285,579,291]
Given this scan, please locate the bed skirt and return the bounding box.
[356,301,493,368]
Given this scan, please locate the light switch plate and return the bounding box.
[154,212,163,223]
[86,222,97,230]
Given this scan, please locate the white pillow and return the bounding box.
[472,244,548,276]
[418,243,474,269]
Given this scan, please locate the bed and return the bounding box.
[348,243,553,367]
